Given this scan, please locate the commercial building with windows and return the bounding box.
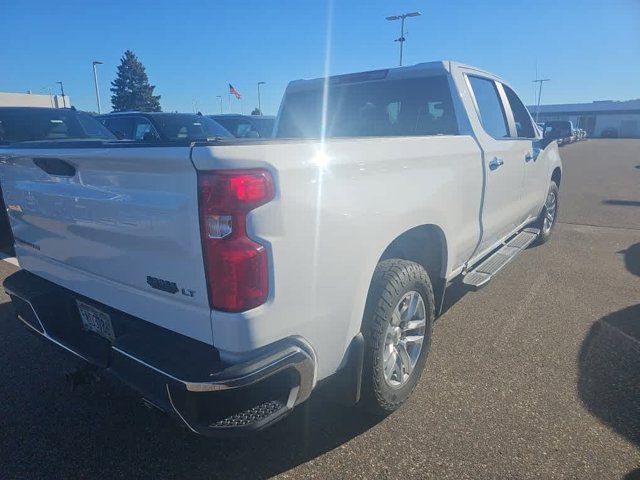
[528,99,640,138]
[0,91,70,108]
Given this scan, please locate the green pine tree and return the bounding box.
[110,50,161,112]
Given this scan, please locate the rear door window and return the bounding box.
[503,85,536,138]
[468,76,509,139]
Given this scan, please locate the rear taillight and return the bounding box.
[198,169,275,312]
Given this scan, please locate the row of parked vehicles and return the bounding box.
[96,112,276,142]
[0,109,274,251]
[0,107,276,146]
[0,61,563,436]
[538,120,587,146]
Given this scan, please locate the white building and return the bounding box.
[0,91,71,109]
[529,99,640,138]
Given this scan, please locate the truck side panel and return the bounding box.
[191,135,483,378]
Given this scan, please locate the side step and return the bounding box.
[463,228,539,290]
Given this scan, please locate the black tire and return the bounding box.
[534,181,559,245]
[360,259,434,416]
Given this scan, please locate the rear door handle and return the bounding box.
[525,152,533,162]
[489,158,504,171]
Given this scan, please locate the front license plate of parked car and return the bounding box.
[77,300,115,342]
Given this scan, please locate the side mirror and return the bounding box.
[142,132,157,142]
[113,130,125,140]
[244,130,260,138]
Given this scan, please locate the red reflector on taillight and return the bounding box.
[198,169,274,312]
[200,170,274,214]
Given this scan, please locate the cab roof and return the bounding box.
[285,60,504,92]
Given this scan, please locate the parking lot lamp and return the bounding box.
[92,61,104,114]
[386,12,421,66]
[257,82,266,115]
[533,78,550,123]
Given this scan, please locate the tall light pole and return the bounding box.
[257,81,266,115]
[216,95,223,113]
[92,61,103,114]
[56,81,66,108]
[533,78,551,123]
[386,11,421,66]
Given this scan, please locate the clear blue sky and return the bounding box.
[1,0,638,115]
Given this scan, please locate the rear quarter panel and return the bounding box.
[192,135,483,379]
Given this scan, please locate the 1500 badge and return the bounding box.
[146,276,195,297]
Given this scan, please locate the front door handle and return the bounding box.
[489,158,504,171]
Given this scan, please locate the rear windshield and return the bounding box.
[152,114,232,141]
[0,109,116,143]
[276,75,458,139]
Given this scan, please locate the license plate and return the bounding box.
[77,300,115,342]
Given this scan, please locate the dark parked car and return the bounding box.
[209,114,275,138]
[97,112,233,142]
[0,107,116,254]
[0,107,116,144]
[543,120,574,145]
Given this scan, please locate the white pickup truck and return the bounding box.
[0,61,562,435]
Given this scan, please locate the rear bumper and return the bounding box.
[4,270,315,436]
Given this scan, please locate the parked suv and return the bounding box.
[97,112,233,142]
[0,107,115,144]
[543,120,573,145]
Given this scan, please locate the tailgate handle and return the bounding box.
[33,158,76,177]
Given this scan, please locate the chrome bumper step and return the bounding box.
[463,228,539,290]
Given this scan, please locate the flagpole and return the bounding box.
[228,94,231,112]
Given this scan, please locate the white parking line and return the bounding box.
[0,253,19,267]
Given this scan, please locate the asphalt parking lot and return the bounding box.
[0,139,638,480]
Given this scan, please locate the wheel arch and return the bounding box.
[551,166,562,186]
[339,223,450,394]
[375,224,448,317]
[340,225,447,405]
[378,224,448,281]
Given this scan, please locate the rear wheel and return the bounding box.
[360,259,434,415]
[534,181,559,245]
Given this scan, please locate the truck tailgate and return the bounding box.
[0,146,213,344]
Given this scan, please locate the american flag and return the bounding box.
[229,84,242,100]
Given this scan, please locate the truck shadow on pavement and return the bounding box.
[577,242,640,480]
[0,300,383,479]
